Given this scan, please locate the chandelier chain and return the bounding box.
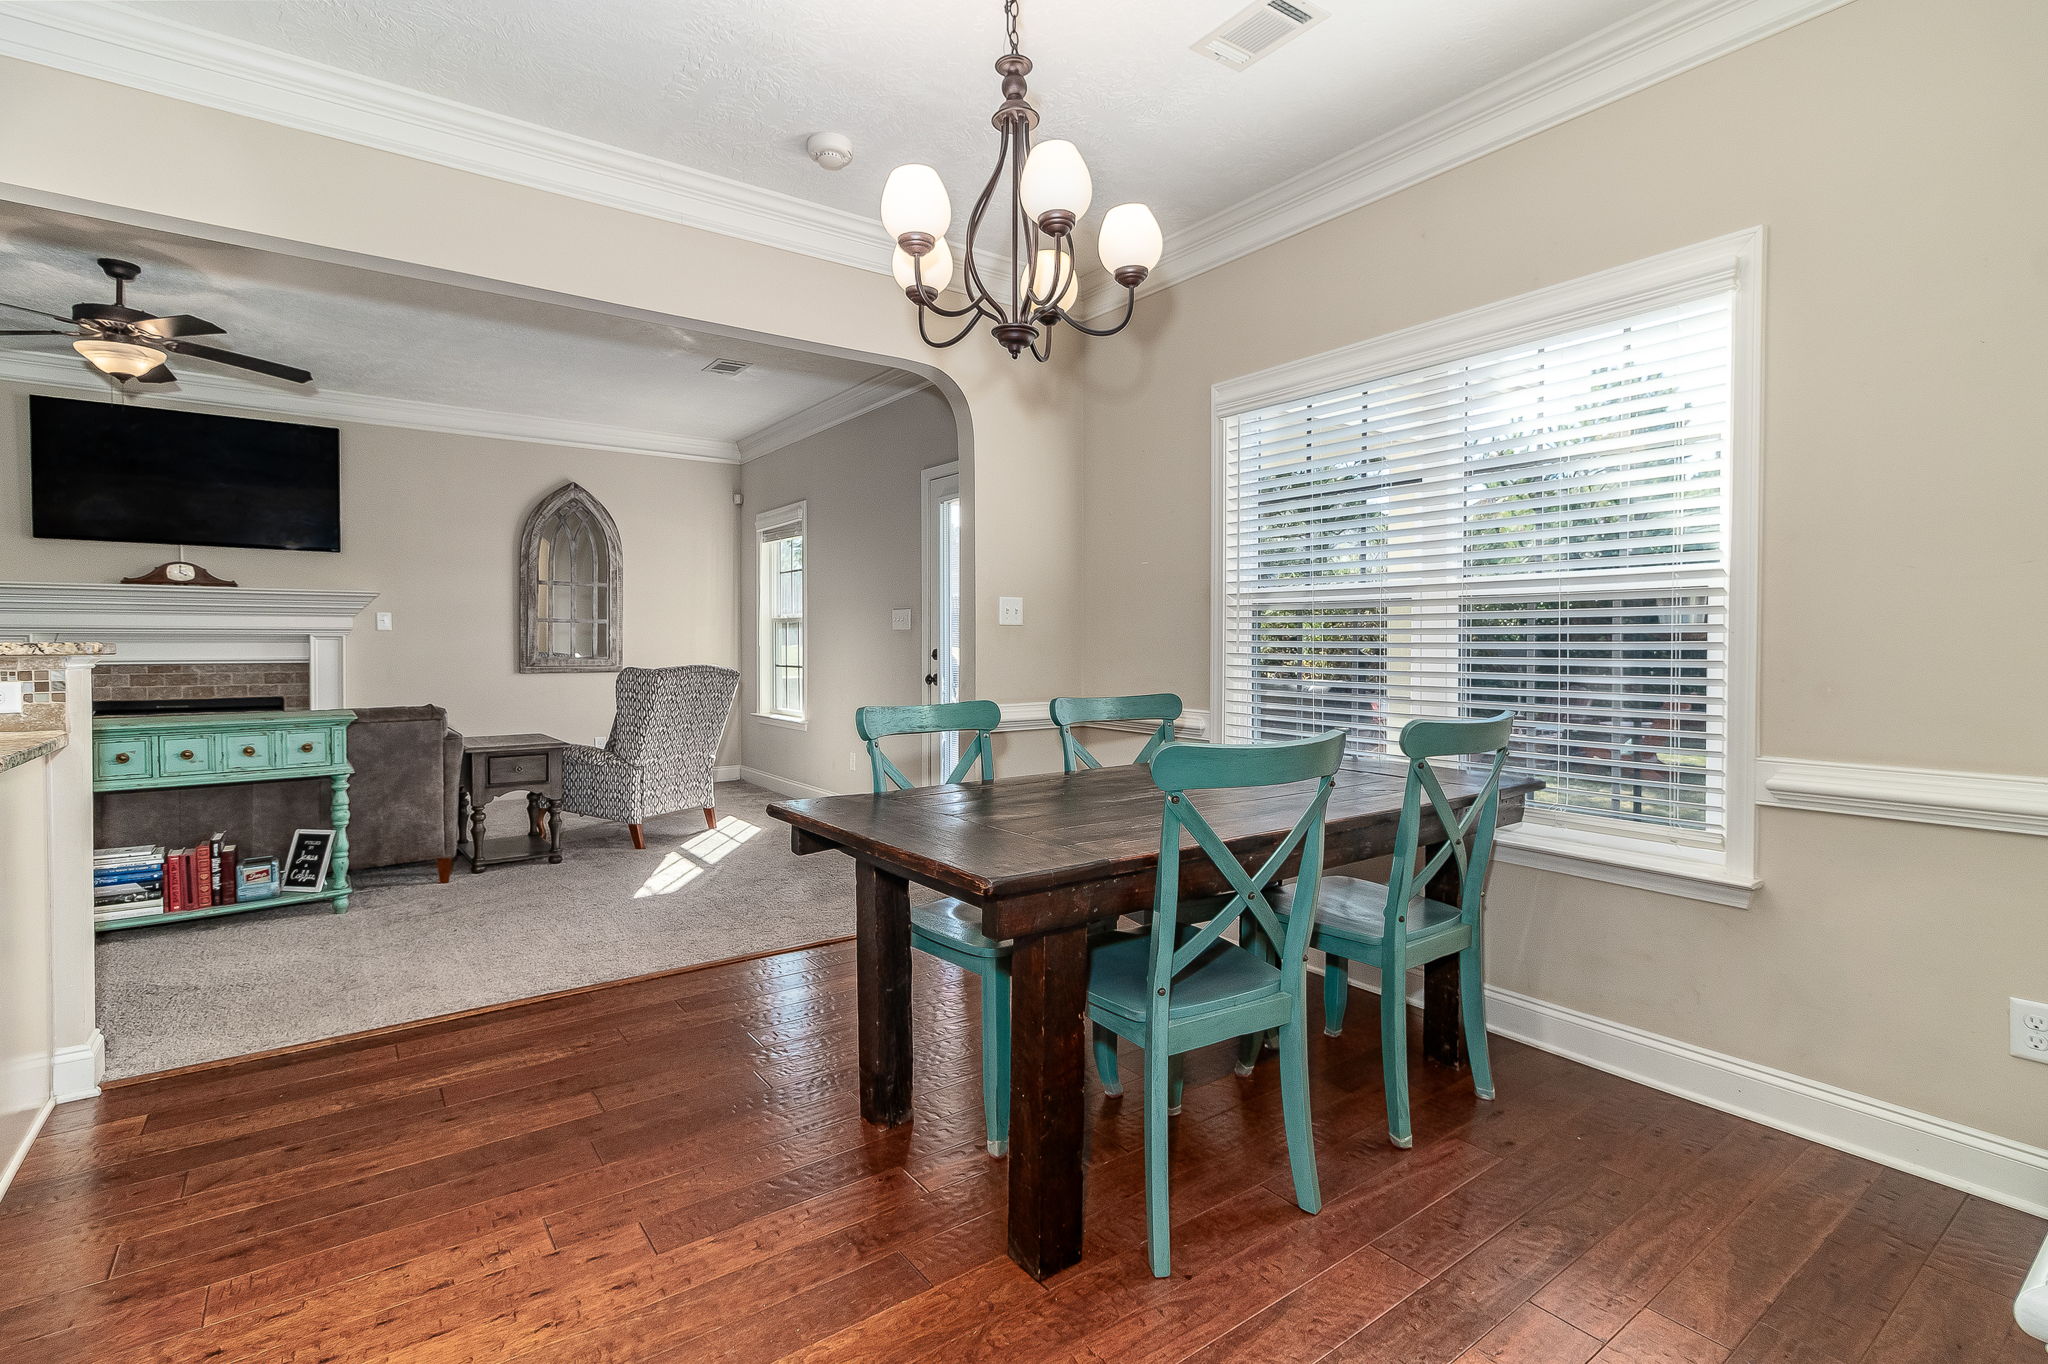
[1004,0,1021,56]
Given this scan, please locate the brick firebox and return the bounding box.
[94,662,312,711]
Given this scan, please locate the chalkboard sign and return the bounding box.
[283,829,335,891]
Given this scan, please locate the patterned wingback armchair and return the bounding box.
[561,664,740,848]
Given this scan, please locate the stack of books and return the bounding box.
[93,845,167,924]
[162,833,240,914]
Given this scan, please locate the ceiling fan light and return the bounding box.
[881,164,952,245]
[893,238,955,297]
[1098,203,1164,282]
[1020,139,1092,227]
[73,338,166,378]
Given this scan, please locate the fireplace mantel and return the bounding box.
[0,582,379,709]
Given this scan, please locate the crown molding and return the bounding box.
[1084,0,1849,318]
[0,2,888,277]
[0,349,742,463]
[735,373,929,462]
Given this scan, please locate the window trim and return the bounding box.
[1209,229,1763,906]
[754,500,808,727]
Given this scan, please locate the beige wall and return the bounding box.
[737,388,957,794]
[1080,0,2048,1142]
[0,55,1096,756]
[0,379,739,745]
[0,752,53,1178]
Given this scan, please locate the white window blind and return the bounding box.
[755,503,806,721]
[1220,292,1734,846]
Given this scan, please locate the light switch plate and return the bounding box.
[998,596,1024,626]
[891,609,912,631]
[0,681,21,714]
[375,612,394,631]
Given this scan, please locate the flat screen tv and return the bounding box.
[29,395,341,552]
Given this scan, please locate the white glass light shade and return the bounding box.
[1018,247,1080,311]
[73,338,165,377]
[892,238,954,295]
[881,164,951,242]
[1020,139,1092,222]
[1097,203,1164,276]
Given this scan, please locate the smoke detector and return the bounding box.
[702,358,752,376]
[1194,0,1327,70]
[806,131,855,171]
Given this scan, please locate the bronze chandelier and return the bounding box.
[882,0,1164,361]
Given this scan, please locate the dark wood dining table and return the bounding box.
[766,760,1539,1280]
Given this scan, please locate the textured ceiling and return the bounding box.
[128,0,1648,274]
[0,201,899,445]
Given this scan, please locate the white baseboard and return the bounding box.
[713,765,741,783]
[1324,966,2048,1217]
[52,1030,103,1103]
[0,1096,54,1204]
[733,765,839,800]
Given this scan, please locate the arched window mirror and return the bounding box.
[518,481,623,673]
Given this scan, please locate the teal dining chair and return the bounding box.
[1049,692,1182,773]
[1273,712,1513,1151]
[1086,729,1346,1277]
[853,700,1010,1154]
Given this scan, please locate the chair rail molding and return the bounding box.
[0,582,378,710]
[1757,756,2048,837]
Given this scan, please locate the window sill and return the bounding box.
[752,712,808,732]
[1493,822,1758,908]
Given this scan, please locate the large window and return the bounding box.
[1215,235,1759,901]
[755,503,806,723]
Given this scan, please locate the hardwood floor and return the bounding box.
[3,941,2039,1363]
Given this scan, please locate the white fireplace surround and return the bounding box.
[0,582,379,708]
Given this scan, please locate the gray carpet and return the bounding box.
[96,781,858,1079]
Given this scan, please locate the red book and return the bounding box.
[165,852,185,912]
[220,844,239,905]
[193,844,213,909]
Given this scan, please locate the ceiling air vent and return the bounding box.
[1194,0,1327,70]
[702,358,752,376]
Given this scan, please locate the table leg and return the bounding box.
[854,859,913,1126]
[546,797,564,864]
[527,791,546,838]
[1006,923,1090,1280]
[1422,840,1467,1068]
[470,794,489,874]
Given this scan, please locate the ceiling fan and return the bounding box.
[0,257,311,386]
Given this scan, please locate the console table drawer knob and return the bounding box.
[301,743,315,753]
[179,749,196,761]
[115,752,130,764]
[243,745,258,757]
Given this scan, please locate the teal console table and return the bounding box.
[92,708,355,930]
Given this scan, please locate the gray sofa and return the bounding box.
[94,704,465,882]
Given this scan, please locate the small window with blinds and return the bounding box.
[755,503,807,724]
[1220,288,1738,850]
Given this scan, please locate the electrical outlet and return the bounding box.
[848,751,858,772]
[2011,998,2048,1062]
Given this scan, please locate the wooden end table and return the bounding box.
[459,732,568,873]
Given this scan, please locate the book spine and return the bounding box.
[94,865,167,885]
[166,852,186,913]
[193,845,213,909]
[220,845,239,905]
[210,834,225,899]
[94,883,162,903]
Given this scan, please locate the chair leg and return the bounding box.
[704,806,718,829]
[1236,914,1277,1074]
[1380,955,1413,1149]
[1235,1030,1261,1076]
[1323,954,1349,1036]
[981,966,1011,1157]
[1143,1046,1173,1278]
[628,823,646,850]
[1460,944,1495,1102]
[1168,1053,1185,1116]
[1093,1023,1122,1097]
[1277,1005,1322,1215]
[435,857,452,885]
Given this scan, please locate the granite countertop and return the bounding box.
[0,730,66,772]
[0,641,116,656]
